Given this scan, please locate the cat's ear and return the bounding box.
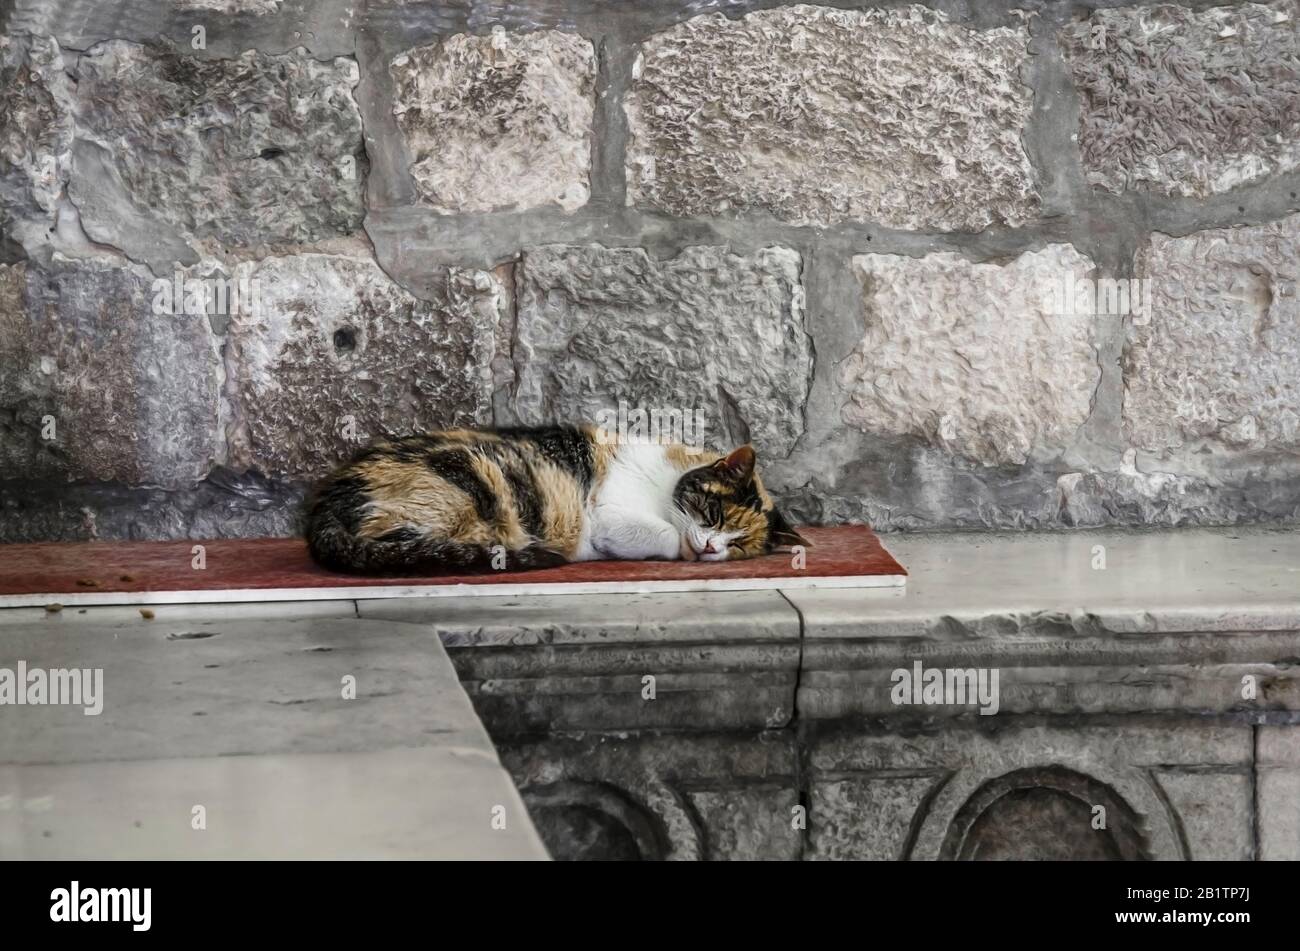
[767,507,811,550]
[712,445,755,483]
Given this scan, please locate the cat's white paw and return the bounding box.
[679,534,698,562]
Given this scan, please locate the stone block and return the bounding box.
[1126,215,1300,452]
[510,244,811,456]
[0,34,74,253]
[496,731,799,860]
[625,5,1038,230]
[839,245,1101,465]
[225,252,502,479]
[1061,1,1300,196]
[1257,726,1300,860]
[0,258,220,487]
[391,28,595,214]
[70,41,364,256]
[807,722,1252,860]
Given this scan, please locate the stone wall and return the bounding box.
[2,0,1299,540]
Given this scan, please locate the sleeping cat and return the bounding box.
[305,424,808,574]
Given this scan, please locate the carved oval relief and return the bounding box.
[522,781,667,861]
[940,766,1150,861]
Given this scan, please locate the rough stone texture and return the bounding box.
[1125,216,1300,453]
[71,41,364,255]
[683,787,801,861]
[225,252,502,479]
[359,590,800,733]
[0,258,221,487]
[839,246,1101,466]
[625,5,1039,231]
[1052,454,1300,528]
[495,732,800,861]
[510,245,811,457]
[175,0,281,12]
[808,775,938,861]
[391,28,595,214]
[1062,2,1300,197]
[809,723,1252,861]
[0,473,303,543]
[0,33,74,254]
[1153,770,1254,860]
[1257,726,1300,860]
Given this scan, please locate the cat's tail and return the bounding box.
[306,510,566,575]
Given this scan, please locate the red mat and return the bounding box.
[0,526,905,606]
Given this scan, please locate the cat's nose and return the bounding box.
[701,541,719,555]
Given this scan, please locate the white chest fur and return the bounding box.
[572,444,683,561]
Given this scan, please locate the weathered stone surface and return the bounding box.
[0,34,73,253]
[790,526,1300,634]
[1126,216,1300,453]
[839,246,1101,466]
[0,473,303,543]
[70,41,364,255]
[225,252,502,479]
[809,723,1252,860]
[1153,770,1254,860]
[361,590,800,733]
[683,787,801,861]
[0,614,547,859]
[497,732,799,861]
[1257,726,1300,860]
[175,0,280,12]
[1062,2,1300,197]
[1053,455,1298,528]
[391,27,595,214]
[0,258,220,487]
[510,245,811,456]
[625,5,1039,231]
[809,775,938,861]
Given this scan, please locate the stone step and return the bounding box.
[0,611,546,859]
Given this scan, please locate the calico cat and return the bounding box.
[305,424,808,574]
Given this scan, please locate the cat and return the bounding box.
[305,424,809,574]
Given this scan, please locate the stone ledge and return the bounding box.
[358,591,801,733]
[0,613,546,859]
[354,528,1300,729]
[791,528,1300,719]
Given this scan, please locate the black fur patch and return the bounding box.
[495,447,546,539]
[424,448,498,523]
[492,425,595,490]
[310,474,370,534]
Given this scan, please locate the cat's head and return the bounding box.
[671,445,810,561]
